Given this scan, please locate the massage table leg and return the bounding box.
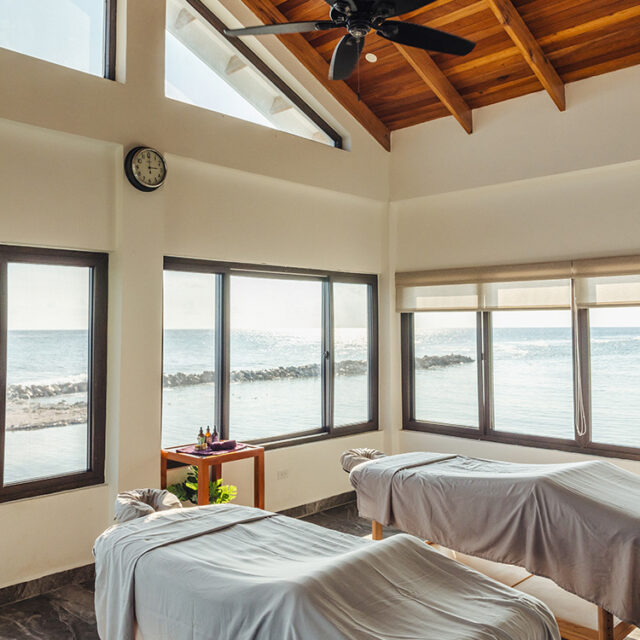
[372,520,383,540]
[597,608,614,640]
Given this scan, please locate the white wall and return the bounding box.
[0,0,388,588]
[389,66,640,475]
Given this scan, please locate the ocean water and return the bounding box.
[162,329,369,446]
[414,326,640,447]
[3,326,639,485]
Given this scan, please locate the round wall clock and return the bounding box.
[124,146,167,192]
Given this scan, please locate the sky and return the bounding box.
[0,0,103,76]
[164,272,369,330]
[7,264,90,331]
[165,30,274,129]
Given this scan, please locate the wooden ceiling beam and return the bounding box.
[392,44,473,134]
[234,0,391,150]
[485,0,566,111]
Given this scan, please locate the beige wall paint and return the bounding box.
[390,65,640,201]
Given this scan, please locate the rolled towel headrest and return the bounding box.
[340,448,386,473]
[115,488,182,523]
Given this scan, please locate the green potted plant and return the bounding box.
[167,465,238,505]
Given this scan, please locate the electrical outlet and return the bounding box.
[276,469,289,481]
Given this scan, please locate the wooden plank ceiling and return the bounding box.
[238,0,640,149]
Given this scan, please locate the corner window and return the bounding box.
[400,268,640,460]
[162,259,377,448]
[165,0,342,147]
[0,0,116,78]
[0,246,108,503]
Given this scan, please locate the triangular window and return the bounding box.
[165,0,341,147]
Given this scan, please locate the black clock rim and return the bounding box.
[124,146,166,192]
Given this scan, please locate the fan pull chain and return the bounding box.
[357,48,361,101]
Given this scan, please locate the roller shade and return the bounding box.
[397,283,480,312]
[397,255,640,313]
[575,274,640,308]
[398,280,571,312]
[483,279,571,310]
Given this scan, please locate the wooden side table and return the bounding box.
[161,443,265,509]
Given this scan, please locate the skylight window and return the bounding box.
[165,0,341,146]
[0,0,111,77]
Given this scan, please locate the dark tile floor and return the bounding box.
[0,502,384,640]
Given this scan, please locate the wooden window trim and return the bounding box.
[401,310,640,462]
[0,245,108,504]
[162,257,378,449]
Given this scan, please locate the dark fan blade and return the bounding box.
[377,21,475,55]
[329,34,364,80]
[225,21,337,37]
[375,0,438,19]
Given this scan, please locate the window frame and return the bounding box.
[105,0,117,80]
[162,257,377,449]
[0,245,108,503]
[173,0,343,148]
[402,309,640,462]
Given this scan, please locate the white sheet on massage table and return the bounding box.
[96,504,560,640]
[350,452,640,627]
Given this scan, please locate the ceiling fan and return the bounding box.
[224,0,476,81]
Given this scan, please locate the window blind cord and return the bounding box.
[572,280,588,438]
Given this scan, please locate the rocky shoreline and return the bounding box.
[7,354,472,431]
[7,400,87,432]
[163,359,369,387]
[415,354,474,369]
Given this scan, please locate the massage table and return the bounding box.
[343,450,640,640]
[94,502,560,640]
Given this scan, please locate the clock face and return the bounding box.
[129,148,166,190]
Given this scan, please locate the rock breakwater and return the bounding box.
[163,360,369,387]
[415,354,474,369]
[8,356,471,405]
[9,381,87,401]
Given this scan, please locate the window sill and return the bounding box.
[260,422,378,450]
[0,470,105,504]
[403,421,640,462]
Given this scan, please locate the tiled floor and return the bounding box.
[0,503,637,639]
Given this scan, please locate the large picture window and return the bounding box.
[0,246,108,503]
[0,0,116,79]
[162,259,377,447]
[399,260,640,460]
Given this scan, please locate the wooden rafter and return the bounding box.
[485,0,565,111]
[233,0,391,150]
[392,44,472,134]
